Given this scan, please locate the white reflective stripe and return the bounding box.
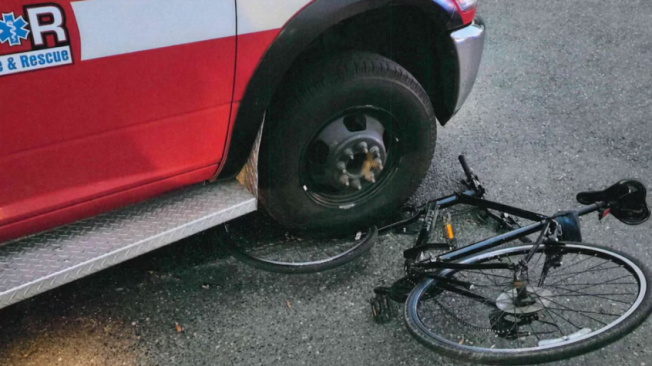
[71,0,236,61]
[237,0,311,35]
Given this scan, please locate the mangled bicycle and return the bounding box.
[224,155,651,365]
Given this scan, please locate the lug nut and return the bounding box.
[373,158,384,171]
[370,146,380,157]
[339,174,350,187]
[358,142,368,154]
[351,179,362,190]
[369,172,376,183]
[336,161,347,174]
[344,148,354,160]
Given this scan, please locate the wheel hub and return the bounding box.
[315,112,387,191]
[496,286,552,314]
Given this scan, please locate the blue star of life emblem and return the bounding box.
[0,12,30,46]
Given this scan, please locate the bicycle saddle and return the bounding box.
[577,179,650,225]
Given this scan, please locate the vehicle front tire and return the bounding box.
[259,52,436,230]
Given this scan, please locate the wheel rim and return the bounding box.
[299,106,401,208]
[406,244,647,353]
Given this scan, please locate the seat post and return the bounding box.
[577,202,605,217]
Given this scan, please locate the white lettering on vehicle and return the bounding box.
[0,46,71,76]
[26,5,67,46]
[0,5,72,77]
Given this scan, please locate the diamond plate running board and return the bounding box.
[0,180,256,310]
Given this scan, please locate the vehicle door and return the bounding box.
[0,0,236,227]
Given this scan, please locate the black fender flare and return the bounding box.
[218,0,465,179]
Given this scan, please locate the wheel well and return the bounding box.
[270,6,458,125]
[217,3,460,179]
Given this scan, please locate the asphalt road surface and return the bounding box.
[2,1,651,365]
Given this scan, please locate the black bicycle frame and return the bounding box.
[382,190,606,268]
[368,156,634,326]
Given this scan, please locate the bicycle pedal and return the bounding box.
[373,286,391,295]
[370,292,393,324]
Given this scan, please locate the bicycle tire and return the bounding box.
[404,243,652,365]
[221,225,377,274]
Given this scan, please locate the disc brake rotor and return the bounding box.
[496,286,553,314]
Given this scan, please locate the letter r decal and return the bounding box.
[26,5,67,46]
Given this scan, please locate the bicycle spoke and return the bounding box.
[410,244,645,355]
[540,253,594,277]
[544,274,634,294]
[547,282,636,286]
[531,250,546,274]
[528,322,542,342]
[532,291,612,326]
[544,306,583,330]
[477,269,501,287]
[543,265,622,279]
[528,288,566,335]
[551,291,636,298]
[544,307,622,317]
[543,260,614,286]
[542,293,633,304]
[536,293,625,319]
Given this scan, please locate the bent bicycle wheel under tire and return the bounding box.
[220,221,377,274]
[259,51,436,231]
[404,243,652,365]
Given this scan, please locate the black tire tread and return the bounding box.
[275,53,434,128]
[260,51,437,229]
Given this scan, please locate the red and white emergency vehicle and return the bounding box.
[0,0,484,308]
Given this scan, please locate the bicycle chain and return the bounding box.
[433,297,538,337]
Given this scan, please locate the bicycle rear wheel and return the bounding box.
[404,243,652,365]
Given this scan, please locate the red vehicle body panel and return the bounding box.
[0,0,292,242]
[0,165,218,242]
